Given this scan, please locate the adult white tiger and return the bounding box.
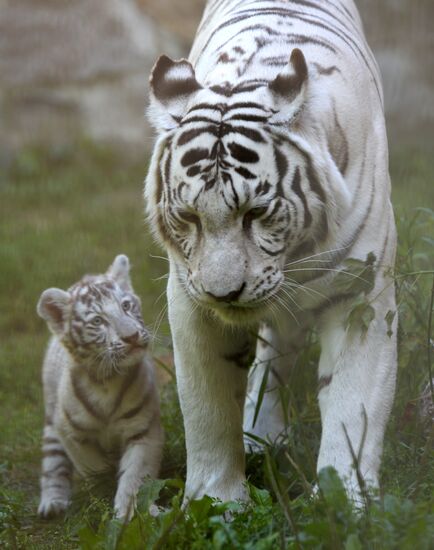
[145,0,397,503]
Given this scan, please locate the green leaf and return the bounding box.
[78,525,103,550]
[414,206,434,219]
[104,519,124,550]
[345,534,363,550]
[422,236,434,247]
[252,361,270,429]
[136,478,167,512]
[249,484,272,507]
[333,253,376,297]
[347,300,376,338]
[385,309,396,338]
[317,467,348,508]
[187,495,215,523]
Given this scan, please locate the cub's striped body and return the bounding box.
[146,0,397,502]
[37,255,163,520]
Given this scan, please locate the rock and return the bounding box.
[0,0,432,154]
[358,0,434,150]
[0,0,183,154]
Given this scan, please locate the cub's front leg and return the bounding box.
[114,419,164,520]
[168,272,252,503]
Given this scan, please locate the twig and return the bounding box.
[427,275,434,403]
[341,407,371,510]
[264,449,301,549]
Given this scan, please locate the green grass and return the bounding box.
[0,143,433,549]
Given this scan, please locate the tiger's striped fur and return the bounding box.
[37,255,163,520]
[145,0,397,503]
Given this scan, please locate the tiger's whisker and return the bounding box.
[284,246,350,267]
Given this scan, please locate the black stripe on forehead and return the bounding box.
[181,148,209,167]
[187,102,226,114]
[225,101,269,113]
[177,125,219,146]
[234,166,256,180]
[72,278,121,308]
[221,124,266,143]
[227,142,259,163]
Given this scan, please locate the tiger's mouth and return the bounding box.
[102,345,147,371]
[208,301,270,326]
[185,275,282,325]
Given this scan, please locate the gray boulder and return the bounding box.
[0,0,182,154]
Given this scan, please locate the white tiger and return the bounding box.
[145,0,397,503]
[37,255,164,520]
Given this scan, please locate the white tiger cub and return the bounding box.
[146,0,397,504]
[37,255,163,520]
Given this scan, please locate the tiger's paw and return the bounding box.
[114,493,136,522]
[38,496,69,519]
[243,396,289,452]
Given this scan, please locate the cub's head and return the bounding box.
[145,51,349,324]
[37,255,149,375]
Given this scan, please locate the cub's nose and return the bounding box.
[121,332,139,345]
[204,283,245,303]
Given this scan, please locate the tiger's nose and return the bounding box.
[121,332,139,345]
[204,283,246,303]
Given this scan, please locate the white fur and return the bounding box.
[37,256,164,520]
[145,0,397,503]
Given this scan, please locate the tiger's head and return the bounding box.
[146,50,350,324]
[37,255,149,376]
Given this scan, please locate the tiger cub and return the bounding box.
[37,255,164,520]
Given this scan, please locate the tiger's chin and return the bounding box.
[87,347,147,380]
[209,303,269,326]
[118,347,148,369]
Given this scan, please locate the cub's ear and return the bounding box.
[107,254,132,291]
[268,48,308,124]
[148,55,202,132]
[37,288,71,335]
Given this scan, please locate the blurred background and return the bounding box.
[0,0,433,156]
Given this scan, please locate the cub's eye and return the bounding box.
[243,206,268,229]
[122,300,131,312]
[177,210,201,229]
[91,316,103,326]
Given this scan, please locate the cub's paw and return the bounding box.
[38,496,69,519]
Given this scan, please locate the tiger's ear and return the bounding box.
[37,288,71,335]
[148,55,202,132]
[268,49,308,124]
[107,254,132,291]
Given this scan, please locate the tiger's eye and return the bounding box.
[177,210,202,230]
[122,300,131,312]
[243,206,268,230]
[91,316,103,326]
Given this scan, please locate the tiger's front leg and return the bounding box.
[244,321,304,449]
[168,272,251,503]
[316,283,397,499]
